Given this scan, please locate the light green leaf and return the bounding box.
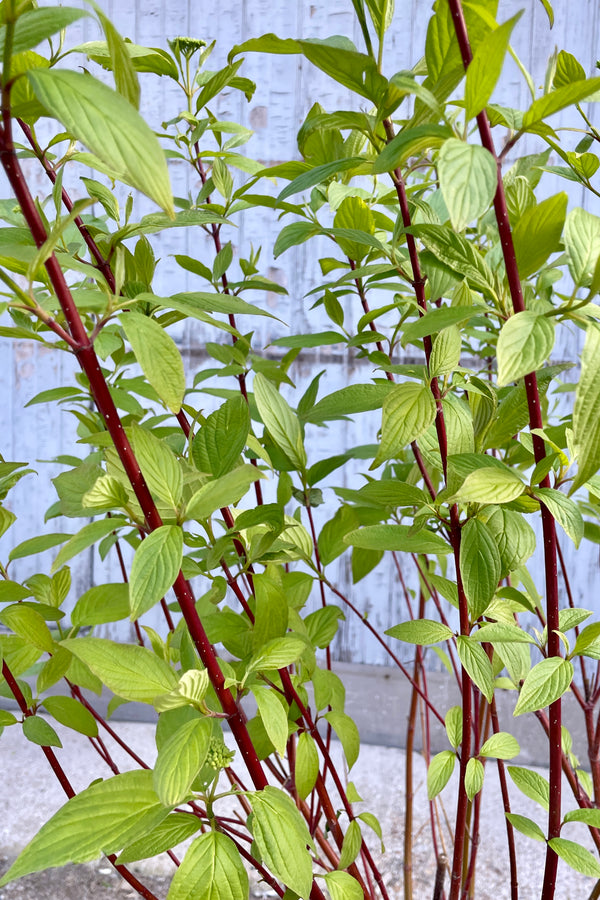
[82,474,129,512]
[167,831,248,900]
[51,518,126,573]
[120,314,185,414]
[0,771,169,886]
[465,14,522,120]
[41,696,98,737]
[93,3,140,108]
[118,813,201,864]
[459,518,501,618]
[71,583,130,626]
[130,424,183,508]
[192,396,250,478]
[573,323,600,489]
[254,687,289,758]
[22,715,62,748]
[438,139,497,231]
[483,507,536,577]
[480,732,520,759]
[273,221,320,257]
[514,657,573,716]
[324,870,364,900]
[61,637,178,703]
[304,383,395,424]
[249,786,314,898]
[185,465,264,521]
[373,124,452,174]
[513,193,567,279]
[534,488,584,548]
[507,765,549,810]
[455,467,524,505]
[385,619,453,645]
[429,326,462,377]
[564,208,600,288]
[523,78,600,129]
[9,533,70,562]
[338,820,362,870]
[129,526,183,620]
[278,157,366,202]
[153,718,211,806]
[0,8,87,57]
[371,382,436,468]
[0,604,54,651]
[295,732,319,800]
[497,311,555,386]
[548,838,600,877]
[457,635,495,702]
[505,812,546,842]
[465,757,484,800]
[246,636,308,674]
[27,70,173,215]
[324,711,360,769]
[445,706,462,749]
[254,373,306,470]
[344,524,451,555]
[564,808,600,827]
[410,225,497,299]
[333,196,375,262]
[553,51,585,88]
[427,750,456,800]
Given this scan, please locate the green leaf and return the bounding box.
[324,870,364,900]
[254,373,306,470]
[507,766,549,810]
[459,518,501,618]
[61,638,177,703]
[153,718,211,806]
[120,313,185,414]
[0,771,169,886]
[249,786,314,898]
[465,14,522,120]
[548,838,600,877]
[51,518,125,573]
[304,383,395,423]
[410,225,497,299]
[429,326,462,377]
[564,808,600,827]
[455,467,524,505]
[9,533,71,562]
[533,488,583,548]
[373,124,452,174]
[573,323,600,489]
[564,208,600,288]
[438,139,497,231]
[254,687,289,758]
[505,812,546,842]
[186,465,263,521]
[338,820,362,870]
[427,750,456,800]
[278,157,366,202]
[344,524,451,555]
[480,732,520,760]
[483,507,536,577]
[385,619,453,645]
[246,636,308,674]
[41,696,98,737]
[27,70,173,215]
[273,221,320,257]
[514,657,573,716]
[82,474,129,512]
[553,51,586,88]
[192,396,250,478]
[333,196,375,262]
[130,425,183,508]
[0,604,54,651]
[465,757,484,800]
[71,583,130,626]
[118,813,201,864]
[371,382,436,468]
[457,635,494,702]
[295,732,319,800]
[324,711,360,769]
[497,311,555,386]
[129,526,183,620]
[445,706,462,749]
[167,831,248,900]
[354,481,428,508]
[401,305,481,346]
[513,193,567,279]
[0,8,87,57]
[93,3,140,108]
[22,715,62,748]
[523,78,600,129]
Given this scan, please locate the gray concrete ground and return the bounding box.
[0,715,597,899]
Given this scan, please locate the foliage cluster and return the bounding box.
[2,1,600,898]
